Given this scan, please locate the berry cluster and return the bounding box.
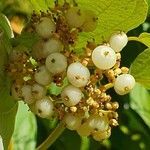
[6,1,135,142]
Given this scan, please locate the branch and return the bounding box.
[104,83,114,90]
[36,121,65,150]
[128,36,141,43]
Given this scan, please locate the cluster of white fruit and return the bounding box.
[23,6,97,118]
[10,5,95,120]
[92,31,135,95]
[62,32,135,140]
[64,113,111,141]
[8,2,135,142]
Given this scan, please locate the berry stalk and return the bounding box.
[36,121,65,150]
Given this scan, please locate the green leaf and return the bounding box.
[11,32,40,49]
[27,0,148,51]
[0,15,13,67]
[130,48,150,89]
[75,0,148,51]
[0,76,18,149]
[0,36,11,90]
[0,102,18,150]
[53,129,108,150]
[29,0,52,12]
[54,130,81,150]
[130,83,150,128]
[146,0,150,14]
[0,16,14,137]
[12,0,33,15]
[48,78,68,96]
[129,32,150,47]
[138,32,150,47]
[0,13,15,150]
[111,109,150,150]
[0,39,8,70]
[0,14,14,38]
[12,101,37,150]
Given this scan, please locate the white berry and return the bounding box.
[11,83,22,100]
[77,122,93,136]
[36,17,56,38]
[35,97,54,118]
[64,113,81,130]
[32,38,63,59]
[109,31,128,52]
[92,128,111,141]
[46,53,67,74]
[81,10,98,32]
[88,115,109,132]
[65,7,85,28]
[9,50,23,62]
[67,62,90,87]
[43,38,63,56]
[32,39,45,59]
[92,45,116,70]
[114,74,135,95]
[34,65,52,86]
[32,83,46,100]
[21,85,34,104]
[61,85,83,107]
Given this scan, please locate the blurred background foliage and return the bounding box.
[0,0,150,150]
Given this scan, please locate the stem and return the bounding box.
[128,36,149,47]
[99,110,114,114]
[128,37,141,43]
[80,137,90,150]
[36,122,65,150]
[104,83,114,90]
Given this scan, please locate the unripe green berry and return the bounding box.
[65,7,85,28]
[36,17,56,38]
[81,10,98,32]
